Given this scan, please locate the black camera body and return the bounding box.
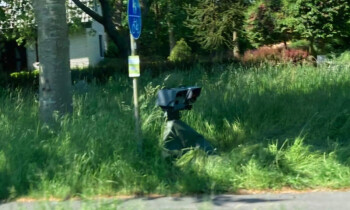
[156,86,202,120]
[156,86,214,155]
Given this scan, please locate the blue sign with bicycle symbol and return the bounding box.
[128,0,142,39]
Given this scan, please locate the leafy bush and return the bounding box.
[104,41,119,58]
[9,70,39,88]
[243,47,282,64]
[98,57,196,78]
[2,58,200,88]
[0,71,9,87]
[289,40,310,51]
[168,39,192,62]
[335,51,350,63]
[3,61,125,89]
[283,49,309,63]
[245,3,284,48]
[73,58,127,82]
[326,51,350,67]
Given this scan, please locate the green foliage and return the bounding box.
[0,71,9,87]
[337,51,350,61]
[289,40,310,50]
[285,0,350,54]
[186,0,246,50]
[245,1,287,48]
[168,39,192,62]
[2,0,350,59]
[244,0,350,54]
[3,63,124,89]
[8,70,39,88]
[137,0,200,58]
[1,58,207,89]
[0,7,5,21]
[333,51,350,65]
[9,70,39,78]
[2,64,350,199]
[0,0,36,44]
[104,41,119,58]
[267,0,283,11]
[0,0,97,44]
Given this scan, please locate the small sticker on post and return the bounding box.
[128,56,140,77]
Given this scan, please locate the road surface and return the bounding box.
[1,191,350,209]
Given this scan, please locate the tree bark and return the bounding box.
[232,31,239,58]
[309,36,316,57]
[33,0,73,125]
[155,2,160,39]
[167,19,175,54]
[139,0,149,17]
[113,0,123,30]
[167,0,175,55]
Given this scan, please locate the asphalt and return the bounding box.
[1,191,350,210]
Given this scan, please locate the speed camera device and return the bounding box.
[156,86,202,120]
[156,86,213,157]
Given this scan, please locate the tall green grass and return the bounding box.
[1,63,350,200]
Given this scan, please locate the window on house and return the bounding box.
[99,35,104,57]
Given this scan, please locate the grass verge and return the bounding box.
[1,63,350,200]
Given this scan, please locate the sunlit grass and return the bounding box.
[1,63,350,200]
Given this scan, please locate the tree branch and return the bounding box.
[72,0,129,57]
[71,0,104,24]
[99,0,129,57]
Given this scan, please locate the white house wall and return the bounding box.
[70,31,90,68]
[27,1,107,70]
[70,5,107,69]
[70,27,106,68]
[27,28,106,70]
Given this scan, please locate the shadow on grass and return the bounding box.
[194,80,350,165]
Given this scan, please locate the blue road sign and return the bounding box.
[128,0,142,39]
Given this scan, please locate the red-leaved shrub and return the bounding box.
[243,47,282,64]
[242,45,309,65]
[283,49,309,63]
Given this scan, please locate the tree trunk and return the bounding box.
[309,36,316,57]
[155,2,160,39]
[232,31,239,58]
[33,0,73,125]
[283,40,288,49]
[99,0,129,57]
[167,19,175,55]
[139,0,149,17]
[167,0,175,55]
[113,0,123,30]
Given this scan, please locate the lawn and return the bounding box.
[1,63,350,200]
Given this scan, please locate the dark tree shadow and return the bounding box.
[192,79,350,166]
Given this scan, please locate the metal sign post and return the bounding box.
[128,0,142,152]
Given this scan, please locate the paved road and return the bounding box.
[1,191,350,210]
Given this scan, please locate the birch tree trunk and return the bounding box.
[233,31,239,58]
[167,19,175,54]
[167,0,175,54]
[32,0,73,124]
